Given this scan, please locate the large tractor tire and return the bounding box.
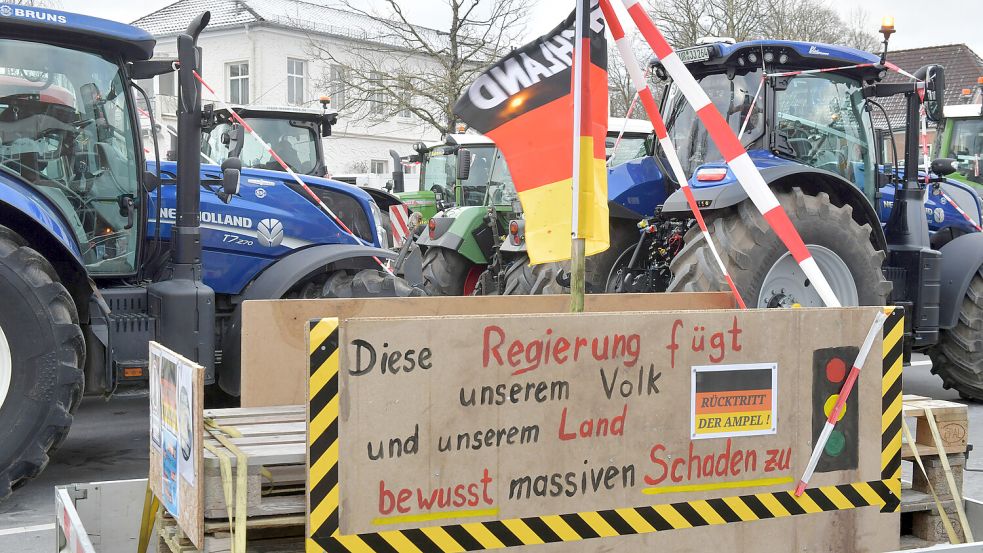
[503,258,570,295]
[0,226,84,501]
[290,268,425,299]
[668,189,891,307]
[421,247,483,296]
[928,267,983,400]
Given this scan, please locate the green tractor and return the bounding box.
[414,135,519,295]
[934,80,983,191]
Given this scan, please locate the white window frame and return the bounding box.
[369,71,385,117]
[287,58,306,106]
[330,64,346,109]
[227,61,250,105]
[370,159,388,174]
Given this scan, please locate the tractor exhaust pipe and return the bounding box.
[148,11,217,377]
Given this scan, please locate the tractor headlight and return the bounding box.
[370,201,388,248]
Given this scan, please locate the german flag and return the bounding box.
[454,0,609,264]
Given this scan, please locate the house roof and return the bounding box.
[874,44,983,131]
[132,0,443,48]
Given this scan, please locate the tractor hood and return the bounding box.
[0,2,155,61]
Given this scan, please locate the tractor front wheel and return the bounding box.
[929,267,983,400]
[503,257,570,295]
[667,188,891,307]
[0,225,84,501]
[421,248,483,296]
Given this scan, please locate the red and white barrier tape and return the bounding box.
[192,71,393,274]
[609,66,651,159]
[794,310,889,495]
[389,203,411,248]
[622,0,841,307]
[601,0,746,308]
[940,189,983,232]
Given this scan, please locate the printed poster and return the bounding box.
[178,358,196,486]
[157,344,181,516]
[148,348,162,452]
[691,363,777,439]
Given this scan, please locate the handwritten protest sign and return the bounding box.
[308,307,903,552]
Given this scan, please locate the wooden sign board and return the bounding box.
[306,307,904,552]
[241,292,734,407]
[149,341,205,549]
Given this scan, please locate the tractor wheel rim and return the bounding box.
[758,245,858,308]
[463,265,484,296]
[0,323,10,411]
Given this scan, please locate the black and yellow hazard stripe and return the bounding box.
[880,307,904,508]
[308,318,341,550]
[306,312,905,553]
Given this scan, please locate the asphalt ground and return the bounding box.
[0,356,982,551]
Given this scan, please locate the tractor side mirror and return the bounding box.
[916,64,946,124]
[321,112,337,137]
[218,158,241,203]
[457,148,472,181]
[931,158,959,176]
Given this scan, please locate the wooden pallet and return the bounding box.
[159,405,308,552]
[901,395,968,460]
[202,405,307,519]
[899,395,969,548]
[158,510,305,553]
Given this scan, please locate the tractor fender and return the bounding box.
[236,243,396,302]
[0,178,92,318]
[361,187,403,212]
[660,165,888,252]
[218,243,398,395]
[415,206,490,264]
[938,232,983,330]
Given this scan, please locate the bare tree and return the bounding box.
[647,0,878,50]
[840,7,881,52]
[307,0,530,137]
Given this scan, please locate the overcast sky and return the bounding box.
[54,0,983,55]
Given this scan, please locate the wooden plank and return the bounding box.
[204,434,306,447]
[205,405,305,418]
[203,443,306,467]
[203,494,306,519]
[902,399,968,420]
[218,422,306,436]
[901,489,955,514]
[205,413,308,426]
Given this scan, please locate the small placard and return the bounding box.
[691,363,777,439]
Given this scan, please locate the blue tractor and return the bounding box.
[611,37,983,398]
[0,4,416,498]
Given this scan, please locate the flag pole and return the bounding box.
[569,0,587,313]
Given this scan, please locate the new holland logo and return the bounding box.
[256,218,284,247]
[808,45,830,56]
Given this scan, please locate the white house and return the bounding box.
[131,0,442,178]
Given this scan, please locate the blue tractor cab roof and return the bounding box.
[0,2,155,61]
[659,39,885,82]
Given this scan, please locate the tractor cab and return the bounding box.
[200,103,337,177]
[421,134,515,209]
[936,95,983,190]
[654,40,882,200]
[653,39,982,240]
[0,10,155,276]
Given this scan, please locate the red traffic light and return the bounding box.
[825,357,847,383]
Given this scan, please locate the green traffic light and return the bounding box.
[825,429,846,456]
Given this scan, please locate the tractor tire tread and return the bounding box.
[0,225,84,502]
